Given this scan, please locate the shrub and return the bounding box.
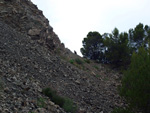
[63,98,77,113]
[42,88,56,99]
[37,97,45,108]
[75,58,83,65]
[96,74,101,78]
[42,88,77,113]
[94,65,99,70]
[69,59,85,70]
[120,47,150,113]
[42,88,65,107]
[52,95,65,107]
[69,59,74,64]
[84,59,91,64]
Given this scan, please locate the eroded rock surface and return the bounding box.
[0,0,64,51]
[0,0,126,113]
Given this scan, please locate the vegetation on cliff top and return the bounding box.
[81,23,150,68]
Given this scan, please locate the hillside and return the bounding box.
[0,0,126,113]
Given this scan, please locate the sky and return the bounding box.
[31,0,150,56]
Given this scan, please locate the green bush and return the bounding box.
[84,59,91,63]
[69,59,75,64]
[42,88,65,107]
[42,88,77,113]
[94,65,99,70]
[37,97,45,108]
[42,88,56,99]
[75,59,83,65]
[52,95,65,107]
[120,47,150,113]
[96,74,101,78]
[63,98,77,113]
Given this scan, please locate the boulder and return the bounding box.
[28,28,41,36]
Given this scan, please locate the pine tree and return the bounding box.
[120,47,150,113]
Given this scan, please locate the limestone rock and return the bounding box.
[0,0,64,50]
[28,29,41,36]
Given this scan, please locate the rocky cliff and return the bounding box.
[0,0,126,113]
[0,0,64,51]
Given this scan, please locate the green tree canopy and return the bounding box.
[120,47,150,113]
[80,31,104,61]
[104,28,131,67]
[81,23,150,68]
[129,23,149,50]
[133,23,145,42]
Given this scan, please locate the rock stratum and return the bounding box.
[0,0,126,113]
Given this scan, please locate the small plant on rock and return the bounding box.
[84,59,91,63]
[96,74,101,78]
[69,59,75,64]
[63,98,77,113]
[94,65,99,70]
[42,88,77,113]
[75,58,83,65]
[37,97,46,108]
[42,88,65,107]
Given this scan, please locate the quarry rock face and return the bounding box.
[0,20,66,113]
[0,0,64,51]
[0,0,126,113]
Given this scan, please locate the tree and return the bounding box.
[81,23,150,68]
[128,23,150,53]
[133,23,145,42]
[120,47,150,113]
[130,23,145,51]
[144,25,150,43]
[80,31,104,62]
[104,28,131,67]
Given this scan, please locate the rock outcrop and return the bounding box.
[0,20,65,113]
[0,0,64,51]
[0,0,126,113]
